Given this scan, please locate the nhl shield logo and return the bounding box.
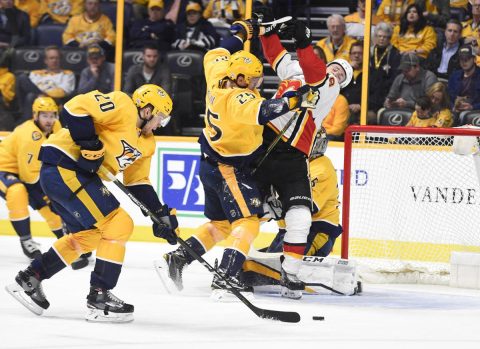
[116,140,142,170]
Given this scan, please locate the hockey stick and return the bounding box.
[100,167,301,323]
[251,108,303,175]
[261,16,292,25]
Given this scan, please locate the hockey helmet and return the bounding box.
[327,58,353,89]
[32,96,58,120]
[310,126,328,159]
[132,84,173,127]
[226,50,263,86]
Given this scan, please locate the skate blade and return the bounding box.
[85,307,134,323]
[153,259,181,294]
[281,286,302,300]
[5,283,44,316]
[210,289,255,303]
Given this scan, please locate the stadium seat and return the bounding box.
[122,50,144,76]
[450,7,466,22]
[35,24,66,47]
[100,2,133,28]
[458,110,480,127]
[378,108,413,126]
[11,48,45,74]
[60,48,87,77]
[166,50,206,132]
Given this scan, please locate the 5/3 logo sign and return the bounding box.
[159,152,204,214]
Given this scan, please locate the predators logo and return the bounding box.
[116,140,142,171]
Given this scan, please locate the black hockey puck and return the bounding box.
[312,316,325,321]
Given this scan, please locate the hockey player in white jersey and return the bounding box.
[251,13,353,299]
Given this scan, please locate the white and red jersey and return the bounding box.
[260,35,340,155]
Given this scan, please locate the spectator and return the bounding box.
[123,44,170,95]
[391,3,437,59]
[384,52,437,110]
[39,0,83,25]
[368,22,401,123]
[62,0,115,56]
[415,0,450,28]
[14,0,41,27]
[426,18,462,80]
[203,0,244,27]
[77,44,114,94]
[405,95,439,127]
[322,94,350,141]
[172,1,219,52]
[342,41,363,125]
[376,0,411,26]
[0,0,30,48]
[461,0,480,44]
[426,82,453,127]
[0,62,15,130]
[128,0,175,51]
[316,14,357,62]
[448,45,480,115]
[344,0,381,39]
[463,36,480,66]
[16,46,75,121]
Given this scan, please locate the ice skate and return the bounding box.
[280,267,305,300]
[71,252,92,270]
[5,266,49,315]
[86,287,134,323]
[20,238,41,259]
[154,248,189,293]
[210,267,254,302]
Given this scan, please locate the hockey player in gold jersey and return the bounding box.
[6,84,179,322]
[155,19,313,298]
[0,97,67,259]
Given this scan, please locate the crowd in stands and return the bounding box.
[1,0,480,140]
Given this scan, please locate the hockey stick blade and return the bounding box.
[100,166,301,323]
[261,16,292,25]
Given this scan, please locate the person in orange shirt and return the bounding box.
[322,94,350,141]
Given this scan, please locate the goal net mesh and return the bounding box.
[343,126,480,284]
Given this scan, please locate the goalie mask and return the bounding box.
[226,50,263,88]
[132,84,173,127]
[310,127,328,159]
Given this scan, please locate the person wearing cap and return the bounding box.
[62,0,115,54]
[384,52,437,110]
[172,1,219,52]
[77,44,114,94]
[448,44,480,114]
[16,46,76,121]
[128,0,175,50]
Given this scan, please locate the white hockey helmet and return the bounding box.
[327,58,353,89]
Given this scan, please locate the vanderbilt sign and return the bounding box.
[411,186,479,205]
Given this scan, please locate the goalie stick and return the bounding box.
[100,167,301,323]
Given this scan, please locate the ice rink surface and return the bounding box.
[1,235,480,349]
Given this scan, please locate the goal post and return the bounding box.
[341,125,480,283]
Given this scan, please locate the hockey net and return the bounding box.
[342,125,480,284]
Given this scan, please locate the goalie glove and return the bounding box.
[230,19,260,41]
[77,138,105,175]
[152,205,179,245]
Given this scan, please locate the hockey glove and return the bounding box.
[278,19,311,49]
[230,19,260,40]
[282,84,313,110]
[253,5,277,37]
[77,139,105,175]
[152,205,179,245]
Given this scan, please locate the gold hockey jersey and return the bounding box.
[0,119,61,184]
[200,47,265,165]
[62,13,115,46]
[41,91,152,180]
